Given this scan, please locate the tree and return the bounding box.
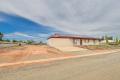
[115,37,119,45]
[105,35,109,44]
[0,32,4,41]
[5,39,11,42]
[12,40,18,43]
[119,40,120,44]
[108,36,113,40]
[26,40,34,44]
[18,40,24,43]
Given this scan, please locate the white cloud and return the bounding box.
[0,0,120,36]
[5,32,34,38]
[4,32,51,41]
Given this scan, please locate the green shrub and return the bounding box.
[26,40,34,44]
[115,37,119,45]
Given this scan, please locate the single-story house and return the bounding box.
[48,34,102,48]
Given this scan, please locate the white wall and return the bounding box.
[82,40,100,45]
[48,38,73,47]
[48,38,100,48]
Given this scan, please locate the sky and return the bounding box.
[0,0,120,40]
[0,12,58,41]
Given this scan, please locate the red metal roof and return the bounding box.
[48,34,102,40]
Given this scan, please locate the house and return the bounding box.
[48,34,102,48]
[100,40,115,44]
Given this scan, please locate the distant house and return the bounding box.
[48,34,102,48]
[100,40,115,44]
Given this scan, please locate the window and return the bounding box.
[88,39,90,43]
[93,40,96,44]
[73,39,80,45]
[73,39,77,45]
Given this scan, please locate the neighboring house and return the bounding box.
[100,40,115,44]
[48,34,102,48]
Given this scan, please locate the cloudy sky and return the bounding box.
[0,0,120,40]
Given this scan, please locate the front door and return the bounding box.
[80,39,82,45]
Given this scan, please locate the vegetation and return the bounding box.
[105,35,109,44]
[26,40,34,44]
[115,37,119,45]
[12,40,18,43]
[4,39,11,42]
[0,32,4,41]
[12,40,25,43]
[119,40,120,44]
[0,32,46,45]
[103,35,120,45]
[85,45,120,50]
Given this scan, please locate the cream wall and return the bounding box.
[73,39,100,46]
[48,38,100,48]
[82,40,100,45]
[48,38,73,47]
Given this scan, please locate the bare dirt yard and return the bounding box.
[0,45,120,68]
[0,45,73,64]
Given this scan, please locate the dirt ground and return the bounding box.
[0,45,73,64]
[0,45,119,66]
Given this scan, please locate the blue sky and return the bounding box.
[0,12,60,41]
[0,0,120,40]
[0,12,56,33]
